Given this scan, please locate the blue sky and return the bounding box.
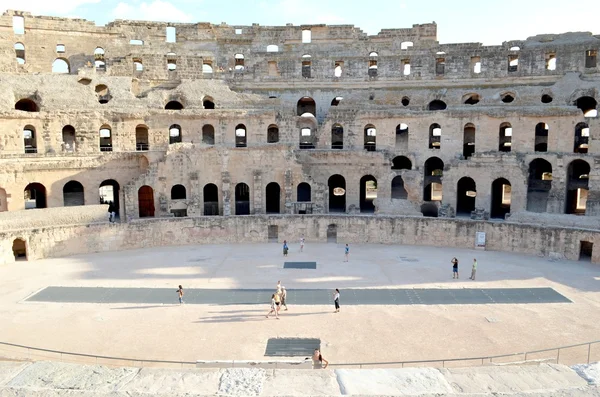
[1,0,599,45]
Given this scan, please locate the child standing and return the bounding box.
[283,240,289,257]
[451,257,459,279]
[344,244,349,262]
[333,288,340,313]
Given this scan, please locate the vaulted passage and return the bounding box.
[565,160,590,215]
[265,182,281,214]
[360,175,377,213]
[235,183,250,215]
[456,177,476,216]
[297,182,311,202]
[138,185,155,218]
[423,157,443,202]
[203,183,219,215]
[12,238,27,260]
[24,183,46,209]
[63,180,84,206]
[328,174,346,213]
[463,123,475,159]
[491,178,511,219]
[100,180,120,216]
[526,159,552,213]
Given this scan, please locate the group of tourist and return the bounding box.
[266,280,288,319]
[283,237,350,262]
[451,257,478,280]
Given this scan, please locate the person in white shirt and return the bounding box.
[300,236,305,252]
[333,289,340,313]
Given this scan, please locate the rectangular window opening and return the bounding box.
[402,59,411,75]
[436,58,445,75]
[471,56,481,74]
[585,50,597,68]
[166,27,176,43]
[56,44,65,53]
[302,29,311,43]
[235,28,242,35]
[130,39,143,45]
[508,55,519,72]
[13,16,24,35]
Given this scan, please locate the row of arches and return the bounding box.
[23,180,120,213]
[14,120,591,154]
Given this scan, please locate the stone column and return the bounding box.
[221,171,231,216]
[284,170,293,214]
[253,171,262,214]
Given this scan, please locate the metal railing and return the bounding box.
[0,339,598,369]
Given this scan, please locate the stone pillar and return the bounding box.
[222,171,231,216]
[253,171,262,214]
[546,182,565,214]
[189,172,201,216]
[284,170,293,214]
[158,176,168,216]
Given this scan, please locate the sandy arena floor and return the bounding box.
[0,242,599,366]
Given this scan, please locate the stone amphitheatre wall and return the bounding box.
[0,11,599,264]
[1,214,599,265]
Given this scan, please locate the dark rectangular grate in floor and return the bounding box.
[265,338,320,357]
[283,261,317,269]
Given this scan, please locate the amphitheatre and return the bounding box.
[1,8,600,396]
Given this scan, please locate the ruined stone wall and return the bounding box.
[0,11,599,262]
[1,215,599,265]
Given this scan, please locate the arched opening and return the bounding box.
[297,97,316,117]
[360,175,377,213]
[395,123,408,151]
[328,174,346,213]
[331,124,343,149]
[171,184,186,200]
[428,100,447,111]
[491,178,511,219]
[299,126,315,149]
[266,182,281,214]
[302,54,312,78]
[12,238,27,261]
[23,125,37,154]
[95,84,111,104]
[203,96,215,109]
[297,182,311,202]
[566,160,590,215]
[99,125,112,151]
[24,183,46,209]
[138,185,155,218]
[100,179,120,216]
[423,157,444,202]
[535,122,549,152]
[63,180,84,206]
[368,52,378,77]
[429,123,441,149]
[401,97,410,106]
[133,59,143,72]
[169,124,182,144]
[203,183,219,215]
[52,58,70,74]
[391,156,412,170]
[15,42,25,64]
[456,177,476,216]
[15,99,38,112]
[165,101,184,110]
[526,159,552,212]
[62,125,76,152]
[575,96,598,117]
[541,94,553,103]
[463,123,476,159]
[421,203,438,217]
[202,124,215,145]
[234,53,245,71]
[364,125,376,151]
[501,92,515,103]
[267,124,279,143]
[391,176,408,199]
[202,63,213,74]
[235,183,250,215]
[0,187,7,212]
[235,124,247,148]
[574,122,590,153]
[463,93,480,105]
[331,96,342,106]
[499,122,512,152]
[135,125,149,151]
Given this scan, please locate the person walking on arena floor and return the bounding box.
[312,348,329,369]
[300,235,305,252]
[283,240,289,257]
[344,244,349,262]
[451,257,459,279]
[469,258,477,280]
[333,288,340,313]
[281,286,288,311]
[176,285,184,305]
[266,293,280,319]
